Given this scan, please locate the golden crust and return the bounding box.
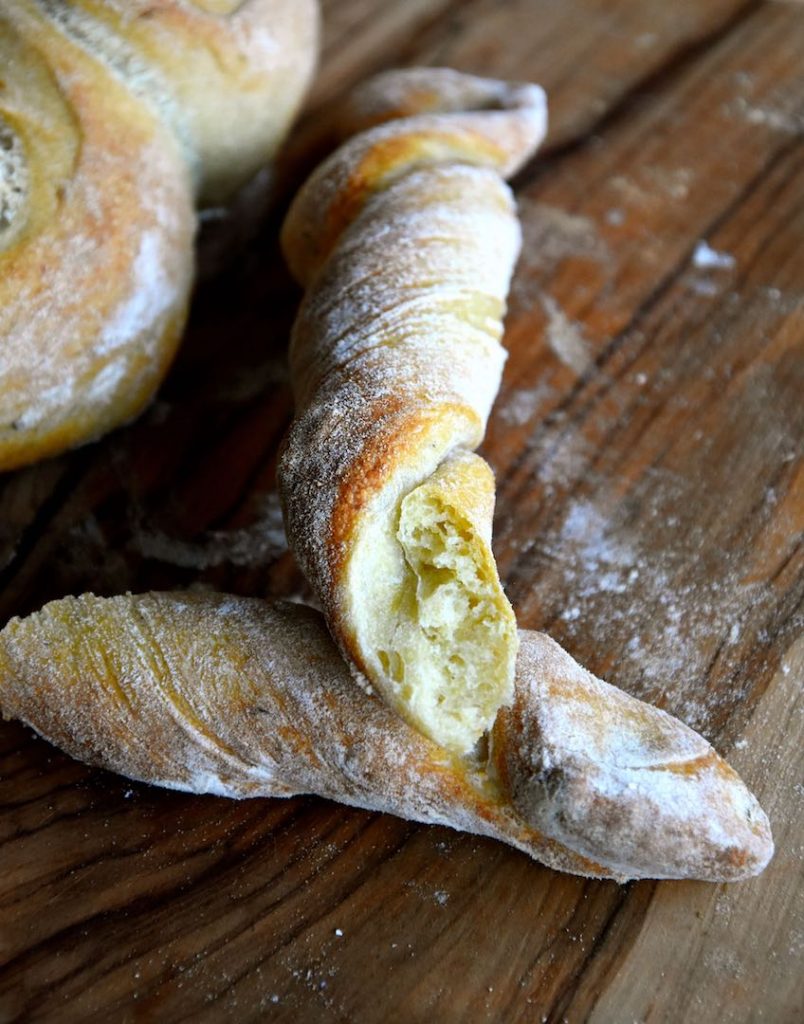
[0,591,640,879]
[279,70,547,751]
[281,71,547,287]
[282,393,485,669]
[282,128,511,287]
[329,406,484,597]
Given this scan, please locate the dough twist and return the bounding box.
[279,69,547,755]
[0,592,773,882]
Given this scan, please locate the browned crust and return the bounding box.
[328,402,483,583]
[279,390,483,679]
[281,70,546,285]
[44,0,320,202]
[291,128,510,284]
[277,70,546,756]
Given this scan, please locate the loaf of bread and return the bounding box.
[0,591,773,882]
[279,69,547,756]
[0,0,319,471]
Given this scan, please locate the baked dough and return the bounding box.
[0,0,318,470]
[0,591,773,882]
[279,69,547,755]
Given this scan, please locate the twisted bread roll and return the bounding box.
[279,70,547,755]
[0,0,318,471]
[0,591,773,882]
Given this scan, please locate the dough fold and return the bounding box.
[279,69,547,753]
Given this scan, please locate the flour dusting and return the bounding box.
[280,69,547,616]
[732,95,804,136]
[511,200,608,312]
[529,492,776,733]
[692,240,736,271]
[541,294,592,375]
[100,230,178,354]
[132,491,288,570]
[497,381,556,427]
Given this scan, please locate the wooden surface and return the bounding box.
[1,0,803,1020]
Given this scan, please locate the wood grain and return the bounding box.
[1,1,802,1021]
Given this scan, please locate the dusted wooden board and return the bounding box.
[1,0,803,1020]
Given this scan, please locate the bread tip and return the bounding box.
[494,631,776,882]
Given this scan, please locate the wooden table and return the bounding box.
[1,1,802,1020]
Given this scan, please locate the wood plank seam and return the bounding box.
[513,0,765,181]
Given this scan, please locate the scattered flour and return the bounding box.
[732,95,804,136]
[692,240,736,271]
[540,294,592,376]
[132,491,288,569]
[497,380,555,427]
[516,201,608,270]
[497,202,603,379]
[511,199,608,312]
[403,879,451,907]
[689,277,721,297]
[519,488,780,734]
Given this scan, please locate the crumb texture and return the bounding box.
[371,452,518,753]
[0,117,28,246]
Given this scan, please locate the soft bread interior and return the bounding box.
[0,117,27,245]
[349,451,518,755]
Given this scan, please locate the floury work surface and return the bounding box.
[0,0,802,1020]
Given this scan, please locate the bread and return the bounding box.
[0,56,773,885]
[278,69,547,755]
[0,591,773,882]
[0,0,319,471]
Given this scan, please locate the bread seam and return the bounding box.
[30,0,200,183]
